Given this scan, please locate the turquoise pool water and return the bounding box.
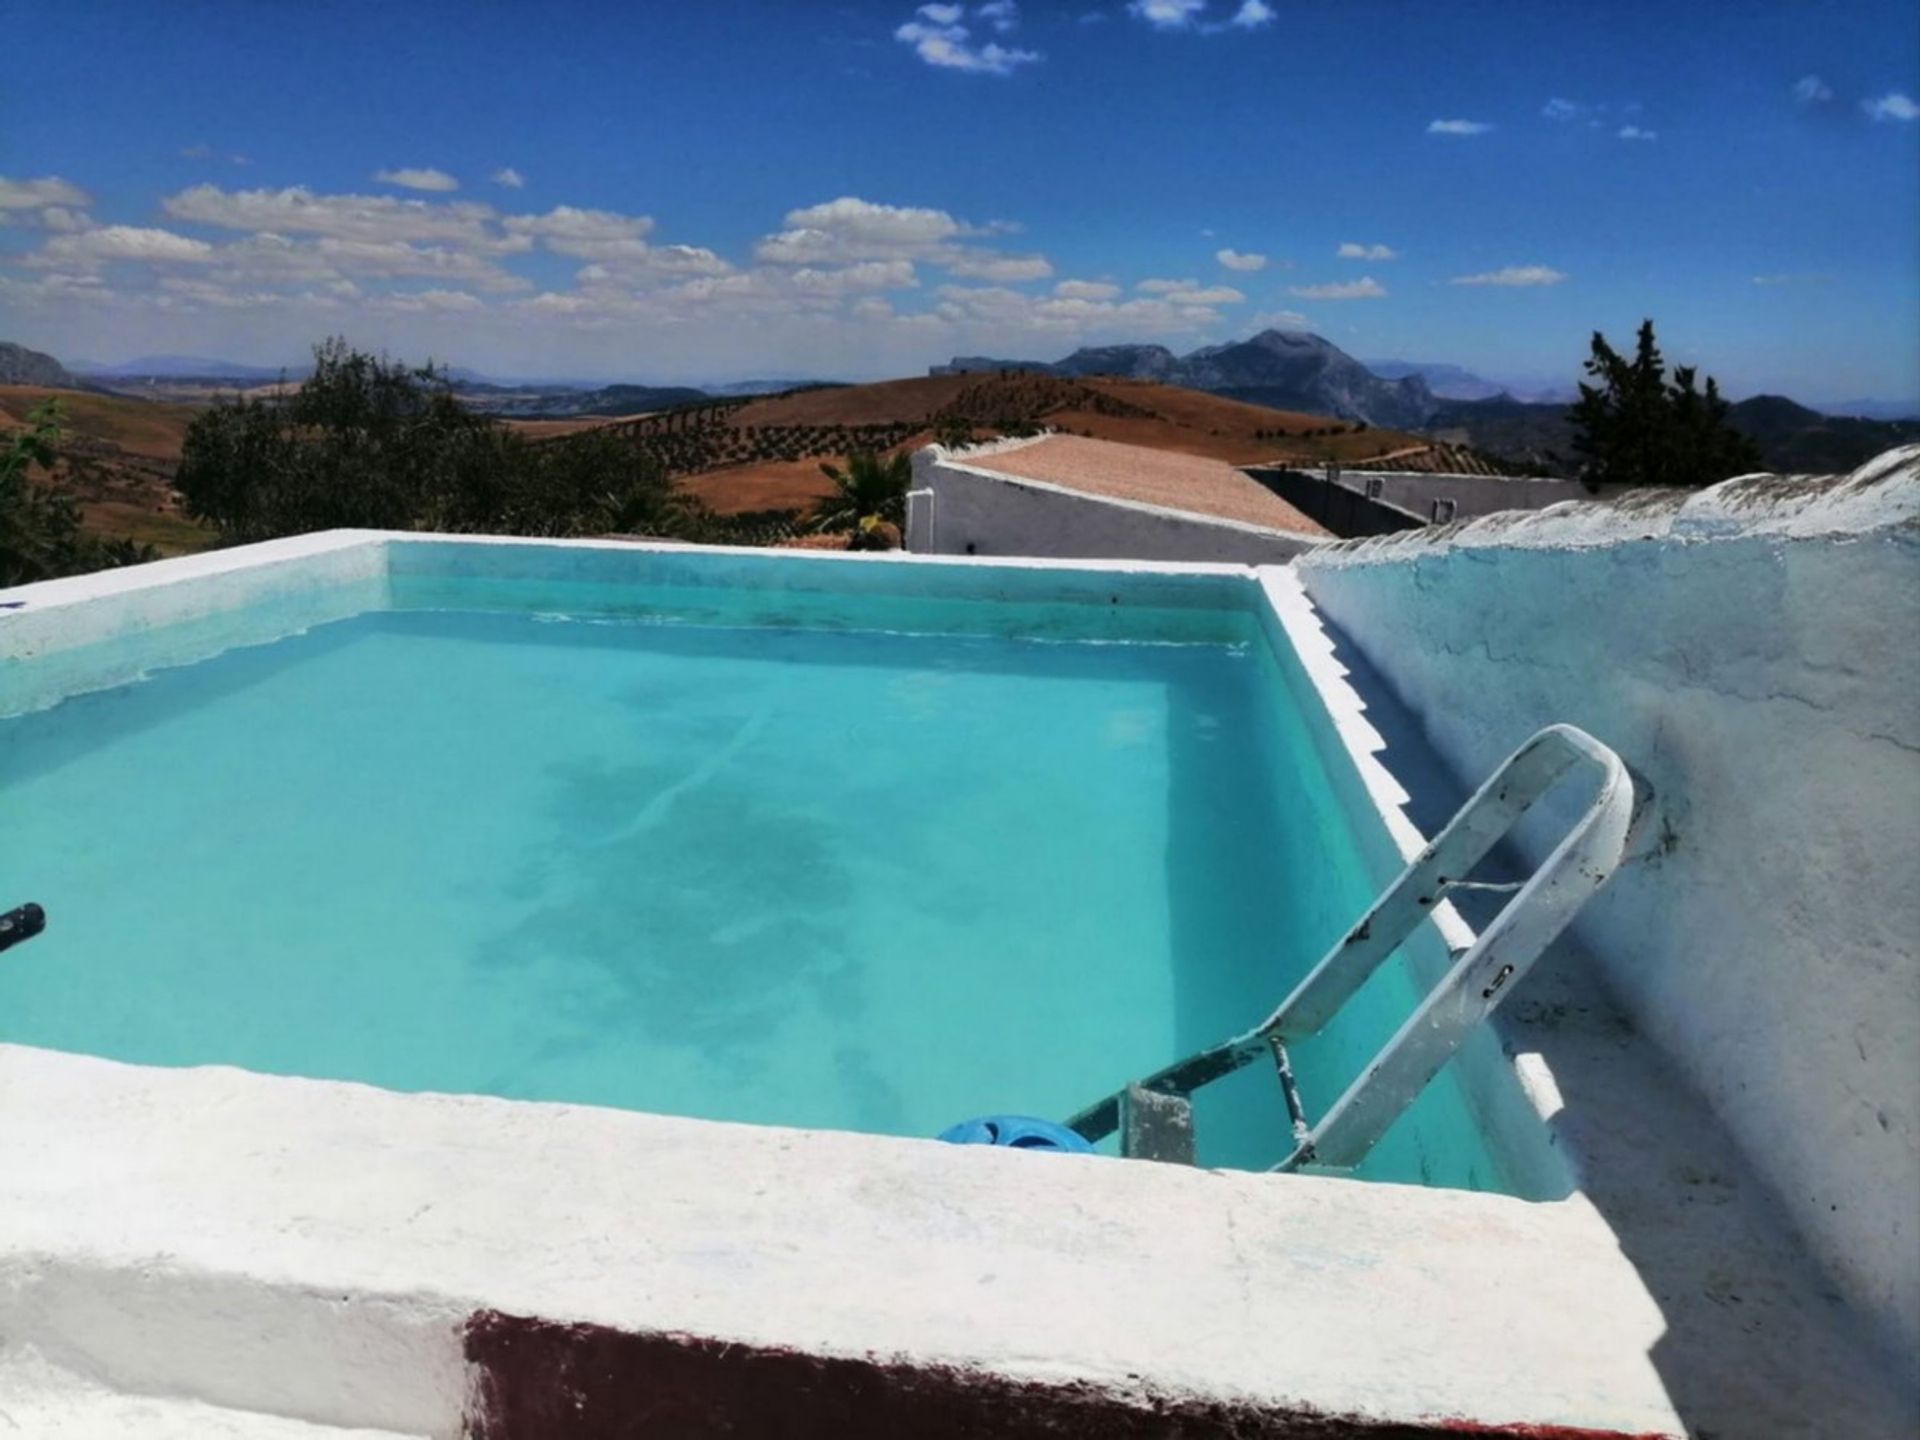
[1,567,1517,1189]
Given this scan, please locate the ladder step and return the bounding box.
[1120,1083,1196,1165]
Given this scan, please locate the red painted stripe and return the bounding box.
[461,1310,1676,1439]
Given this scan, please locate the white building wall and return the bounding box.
[1293,449,1920,1360]
[908,445,1323,565]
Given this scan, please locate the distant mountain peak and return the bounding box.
[925,329,1438,428]
[1246,327,1328,349]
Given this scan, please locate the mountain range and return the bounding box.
[1364,360,1576,406]
[70,354,294,381]
[1424,393,1920,477]
[938,329,1441,429]
[9,332,1915,477]
[933,329,1918,473]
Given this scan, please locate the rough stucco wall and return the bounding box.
[909,448,1321,565]
[1292,450,1920,1362]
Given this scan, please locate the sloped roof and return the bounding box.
[970,434,1330,537]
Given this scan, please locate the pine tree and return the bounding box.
[1569,320,1762,487]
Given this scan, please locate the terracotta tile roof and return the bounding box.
[970,435,1330,538]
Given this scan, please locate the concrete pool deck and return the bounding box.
[1,526,1915,1436]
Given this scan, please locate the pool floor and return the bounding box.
[1,602,1512,1186]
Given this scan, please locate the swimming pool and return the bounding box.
[1,534,1560,1193]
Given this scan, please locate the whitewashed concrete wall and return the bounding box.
[1345,469,1583,521]
[1293,448,1920,1361]
[0,530,390,717]
[908,443,1323,565]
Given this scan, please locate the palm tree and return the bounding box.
[812,450,912,546]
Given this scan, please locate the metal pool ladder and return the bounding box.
[1065,724,1639,1170]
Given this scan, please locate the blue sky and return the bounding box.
[2,0,1916,400]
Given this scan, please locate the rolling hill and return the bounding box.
[4,362,1438,546]
[0,342,82,390]
[11,326,1911,558]
[933,328,1919,474]
[0,385,210,552]
[586,372,1437,516]
[1723,395,1920,473]
[1427,393,1920,477]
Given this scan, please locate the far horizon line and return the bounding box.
[42,328,1920,413]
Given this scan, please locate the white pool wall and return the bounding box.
[1294,447,1920,1362]
[6,529,1910,1434]
[0,530,391,716]
[1254,569,1573,1199]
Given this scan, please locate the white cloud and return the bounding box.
[373,288,486,314]
[756,196,1012,269]
[1427,119,1493,136]
[1336,242,1397,261]
[311,238,528,290]
[636,243,734,276]
[503,205,657,260]
[1792,75,1833,106]
[1250,308,1311,330]
[152,276,340,310]
[491,168,526,189]
[374,167,460,193]
[1863,92,1919,122]
[791,260,919,294]
[1127,0,1269,32]
[196,233,531,292]
[787,196,962,247]
[512,219,729,279]
[1128,0,1206,27]
[895,3,1040,75]
[0,175,92,212]
[39,207,88,233]
[942,250,1054,281]
[1449,265,1566,287]
[30,225,215,267]
[1542,97,1584,121]
[753,228,847,265]
[935,280,1236,335]
[1617,125,1657,141]
[14,175,1345,378]
[1135,277,1245,303]
[1216,247,1267,272]
[163,185,517,249]
[1287,277,1386,300]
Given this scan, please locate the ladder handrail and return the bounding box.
[1064,725,1638,1173]
[1276,723,1635,1171]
